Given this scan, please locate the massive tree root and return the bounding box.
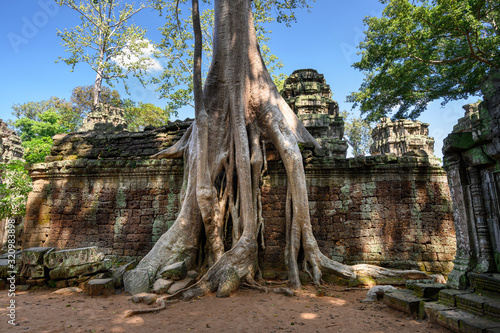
[124,0,437,300]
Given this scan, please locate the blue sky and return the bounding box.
[0,0,477,159]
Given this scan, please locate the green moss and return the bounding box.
[348,275,376,287]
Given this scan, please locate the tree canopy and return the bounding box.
[56,0,156,107]
[151,0,308,113]
[348,0,500,121]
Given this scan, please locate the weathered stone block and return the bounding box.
[87,278,115,296]
[44,247,105,269]
[159,261,187,281]
[130,292,158,305]
[49,260,111,280]
[437,309,475,332]
[153,278,174,294]
[168,277,195,294]
[20,247,54,266]
[384,290,421,316]
[412,283,447,300]
[21,264,46,279]
[423,302,452,324]
[0,259,9,278]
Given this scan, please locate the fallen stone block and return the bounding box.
[21,247,54,266]
[153,278,174,294]
[187,270,198,279]
[159,261,187,281]
[26,278,47,287]
[48,260,112,280]
[110,261,135,288]
[87,278,115,297]
[0,259,9,278]
[130,292,158,305]
[56,280,68,288]
[384,289,421,317]
[168,277,195,294]
[21,264,46,279]
[0,250,22,260]
[44,247,105,269]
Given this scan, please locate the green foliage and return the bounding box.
[0,160,32,219]
[22,137,54,164]
[11,96,72,121]
[341,111,373,157]
[56,0,154,105]
[348,0,500,121]
[122,100,170,131]
[151,0,310,113]
[14,110,67,141]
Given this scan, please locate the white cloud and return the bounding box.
[112,39,163,73]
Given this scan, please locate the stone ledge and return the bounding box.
[383,289,424,317]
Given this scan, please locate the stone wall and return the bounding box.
[21,69,457,278]
[443,71,500,289]
[24,139,455,275]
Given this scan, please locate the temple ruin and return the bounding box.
[20,69,455,280]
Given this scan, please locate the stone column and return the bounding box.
[445,154,473,289]
[467,166,494,272]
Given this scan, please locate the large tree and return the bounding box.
[152,0,287,114]
[348,0,500,121]
[56,0,155,107]
[124,0,435,302]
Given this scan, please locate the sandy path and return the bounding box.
[1,284,449,333]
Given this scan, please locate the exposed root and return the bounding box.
[242,282,295,296]
[123,298,178,318]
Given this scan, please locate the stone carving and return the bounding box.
[281,69,347,157]
[78,103,128,132]
[371,118,438,164]
[443,71,500,289]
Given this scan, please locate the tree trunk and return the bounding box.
[123,0,437,297]
[93,70,102,109]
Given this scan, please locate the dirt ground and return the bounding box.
[1,284,449,333]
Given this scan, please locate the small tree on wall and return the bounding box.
[56,0,156,108]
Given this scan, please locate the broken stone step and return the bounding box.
[439,289,472,307]
[412,283,447,300]
[87,278,115,297]
[437,309,500,333]
[383,289,424,317]
[44,247,105,269]
[470,273,500,298]
[456,293,491,316]
[424,302,453,324]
